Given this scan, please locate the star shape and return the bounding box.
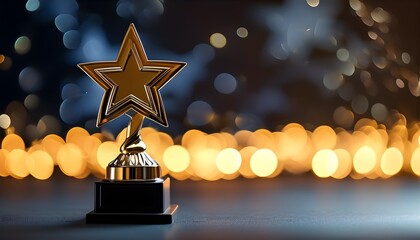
[78,23,185,127]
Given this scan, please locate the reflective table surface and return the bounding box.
[1,171,420,239]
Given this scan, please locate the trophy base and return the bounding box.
[86,204,178,224]
[86,175,177,224]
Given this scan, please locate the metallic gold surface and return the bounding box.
[106,165,161,181]
[78,23,185,180]
[78,23,185,127]
[120,113,147,154]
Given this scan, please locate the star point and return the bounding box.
[78,23,186,127]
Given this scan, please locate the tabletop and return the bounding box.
[1,172,420,239]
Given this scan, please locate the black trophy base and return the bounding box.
[86,175,177,224]
[86,204,178,224]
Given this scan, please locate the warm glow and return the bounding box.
[410,147,420,175]
[28,143,44,154]
[414,130,420,146]
[281,123,308,157]
[380,147,403,176]
[312,125,337,150]
[66,126,89,143]
[84,136,102,165]
[144,132,174,175]
[0,149,9,177]
[142,132,162,154]
[2,134,25,151]
[0,111,418,180]
[163,145,190,173]
[191,149,221,181]
[312,149,338,178]
[250,149,278,177]
[234,130,252,147]
[141,127,158,137]
[216,148,241,174]
[239,146,257,178]
[220,132,238,148]
[182,129,206,148]
[353,146,377,174]
[57,143,86,177]
[248,129,274,149]
[210,33,227,48]
[97,141,120,170]
[332,149,352,179]
[41,134,65,163]
[6,149,29,179]
[27,150,54,180]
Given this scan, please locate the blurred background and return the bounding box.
[1,0,418,138]
[0,0,419,180]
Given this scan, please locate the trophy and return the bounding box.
[78,23,185,224]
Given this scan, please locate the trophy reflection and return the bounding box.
[79,23,185,224]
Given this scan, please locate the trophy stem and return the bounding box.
[121,113,146,153]
[106,113,161,181]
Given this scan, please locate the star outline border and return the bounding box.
[78,23,186,127]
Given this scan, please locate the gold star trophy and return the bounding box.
[79,23,185,224]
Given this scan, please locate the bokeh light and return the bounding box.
[41,134,65,163]
[63,30,81,49]
[323,72,344,91]
[163,145,190,173]
[0,149,9,177]
[57,143,86,177]
[214,73,237,94]
[306,0,320,8]
[239,146,257,178]
[353,146,376,175]
[0,121,418,181]
[216,148,241,175]
[27,150,54,180]
[351,95,369,114]
[25,0,40,12]
[312,149,338,178]
[2,134,25,151]
[336,48,349,61]
[371,103,388,122]
[97,141,120,170]
[380,147,403,176]
[187,100,215,126]
[14,36,31,55]
[19,67,42,93]
[410,147,420,175]
[191,148,221,181]
[236,27,248,38]
[401,52,411,64]
[24,94,40,110]
[55,14,78,33]
[312,125,336,150]
[250,149,277,177]
[333,106,354,128]
[6,149,29,179]
[332,149,352,179]
[210,33,227,48]
[0,114,11,129]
